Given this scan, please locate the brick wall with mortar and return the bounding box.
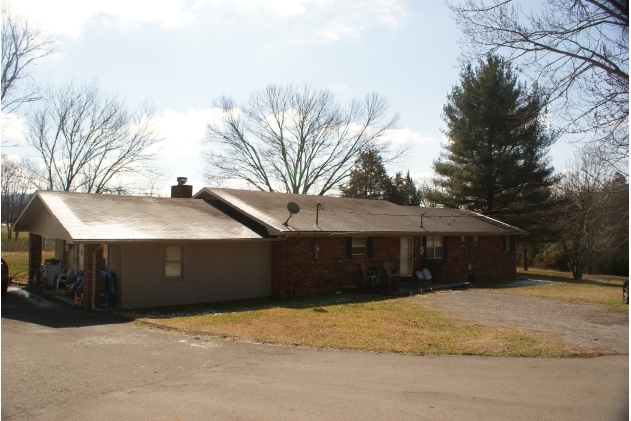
[440,236,517,282]
[271,235,424,297]
[28,233,42,283]
[271,235,516,296]
[81,244,105,309]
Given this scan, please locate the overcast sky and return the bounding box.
[4,0,576,195]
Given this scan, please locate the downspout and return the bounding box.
[92,245,103,311]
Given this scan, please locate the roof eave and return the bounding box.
[12,191,74,241]
[194,187,283,236]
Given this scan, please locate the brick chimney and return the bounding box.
[171,177,193,198]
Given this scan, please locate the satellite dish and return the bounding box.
[287,202,300,214]
[283,202,300,227]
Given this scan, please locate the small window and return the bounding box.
[352,237,367,255]
[426,236,443,259]
[505,236,511,251]
[461,236,466,247]
[473,236,479,247]
[165,246,182,279]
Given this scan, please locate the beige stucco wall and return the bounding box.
[119,241,272,309]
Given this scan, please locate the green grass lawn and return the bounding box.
[2,226,56,284]
[2,251,55,284]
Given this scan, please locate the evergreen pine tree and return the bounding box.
[340,148,392,200]
[387,171,421,206]
[430,55,556,215]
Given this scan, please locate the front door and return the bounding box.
[400,237,413,277]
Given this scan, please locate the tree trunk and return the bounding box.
[523,246,528,271]
[7,225,12,240]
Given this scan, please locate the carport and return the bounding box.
[13,190,275,309]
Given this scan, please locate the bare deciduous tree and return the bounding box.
[542,150,628,280]
[26,81,162,194]
[448,0,629,172]
[1,155,42,238]
[203,84,402,195]
[1,1,56,114]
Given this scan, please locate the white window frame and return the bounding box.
[505,236,511,251]
[164,246,183,280]
[352,237,367,255]
[473,236,479,247]
[461,236,466,247]
[426,236,443,259]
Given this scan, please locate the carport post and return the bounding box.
[91,245,103,310]
[28,234,43,285]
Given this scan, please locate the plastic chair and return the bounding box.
[56,269,74,289]
[361,264,376,287]
[383,263,400,284]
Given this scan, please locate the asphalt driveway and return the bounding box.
[2,287,629,421]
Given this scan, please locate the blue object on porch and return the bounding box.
[100,270,117,308]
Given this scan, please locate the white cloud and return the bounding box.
[11,0,406,41]
[408,171,434,181]
[11,0,195,37]
[153,108,223,159]
[1,154,22,163]
[288,0,407,43]
[381,128,437,145]
[212,0,310,16]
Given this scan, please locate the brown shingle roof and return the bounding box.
[14,191,264,242]
[194,188,526,236]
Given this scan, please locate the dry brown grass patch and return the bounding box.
[126,293,594,357]
[475,268,629,312]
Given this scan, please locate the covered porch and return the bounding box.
[359,278,470,296]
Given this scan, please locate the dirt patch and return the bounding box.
[431,290,629,354]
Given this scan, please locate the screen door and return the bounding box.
[400,237,413,276]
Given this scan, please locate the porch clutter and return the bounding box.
[64,270,84,297]
[100,270,117,308]
[361,264,376,287]
[415,268,433,281]
[55,269,74,289]
[383,263,400,284]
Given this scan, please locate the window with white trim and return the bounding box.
[165,246,183,279]
[473,236,479,247]
[461,236,466,247]
[352,237,367,255]
[426,236,443,259]
[505,236,511,251]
